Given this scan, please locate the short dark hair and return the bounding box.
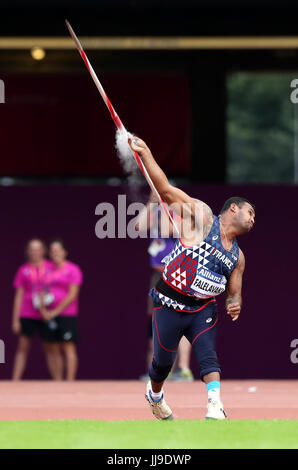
[219,197,255,215]
[49,238,67,250]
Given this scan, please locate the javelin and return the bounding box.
[65,20,179,235]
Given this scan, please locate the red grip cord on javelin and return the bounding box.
[68,21,178,233]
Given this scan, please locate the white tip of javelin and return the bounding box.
[65,19,83,52]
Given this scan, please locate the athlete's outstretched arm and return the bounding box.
[128,137,196,210]
[225,250,245,321]
[128,137,214,241]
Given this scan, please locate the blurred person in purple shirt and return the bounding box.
[137,192,194,382]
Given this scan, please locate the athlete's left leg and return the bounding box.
[184,301,226,419]
[184,301,220,378]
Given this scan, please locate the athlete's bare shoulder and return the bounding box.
[202,203,213,238]
[202,202,214,239]
[192,199,214,239]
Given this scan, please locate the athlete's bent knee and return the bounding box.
[149,358,172,383]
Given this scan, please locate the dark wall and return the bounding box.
[0,73,190,177]
[0,2,297,36]
[0,183,297,380]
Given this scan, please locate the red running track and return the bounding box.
[0,380,297,421]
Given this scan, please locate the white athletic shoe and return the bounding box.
[145,381,174,420]
[205,398,227,420]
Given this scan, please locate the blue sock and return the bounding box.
[206,380,220,394]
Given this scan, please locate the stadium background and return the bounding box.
[0,0,297,382]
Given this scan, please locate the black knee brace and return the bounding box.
[149,358,173,383]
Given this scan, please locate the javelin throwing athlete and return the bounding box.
[128,137,255,420]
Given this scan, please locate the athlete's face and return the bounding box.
[235,202,255,233]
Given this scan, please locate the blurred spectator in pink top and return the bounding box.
[40,239,83,381]
[11,238,61,380]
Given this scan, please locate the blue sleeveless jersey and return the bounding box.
[150,215,239,311]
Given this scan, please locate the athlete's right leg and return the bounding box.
[146,303,186,420]
[149,303,185,389]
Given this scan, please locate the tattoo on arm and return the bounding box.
[226,293,241,306]
[202,204,213,239]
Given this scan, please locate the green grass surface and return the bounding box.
[0,420,297,449]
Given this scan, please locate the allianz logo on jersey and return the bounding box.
[197,268,223,284]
